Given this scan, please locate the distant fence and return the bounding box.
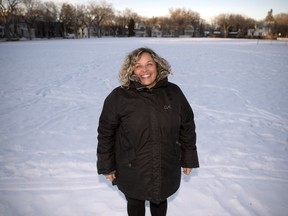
[256,38,288,45]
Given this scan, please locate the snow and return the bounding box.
[0,38,288,216]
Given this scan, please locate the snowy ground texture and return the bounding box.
[0,38,288,216]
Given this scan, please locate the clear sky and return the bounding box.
[56,0,288,21]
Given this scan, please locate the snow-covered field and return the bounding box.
[0,38,287,216]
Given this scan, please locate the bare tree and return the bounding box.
[74,4,86,38]
[238,16,256,37]
[20,0,43,40]
[42,1,62,38]
[169,8,200,36]
[88,1,113,37]
[102,11,117,36]
[145,16,173,37]
[144,16,158,37]
[60,3,76,36]
[169,8,186,36]
[274,13,288,37]
[214,13,233,37]
[79,4,93,38]
[214,13,257,38]
[0,0,21,40]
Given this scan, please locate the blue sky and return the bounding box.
[58,0,288,21]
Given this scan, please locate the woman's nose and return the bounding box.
[141,65,148,72]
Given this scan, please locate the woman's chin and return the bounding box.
[140,80,155,88]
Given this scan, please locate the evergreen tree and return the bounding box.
[128,18,135,37]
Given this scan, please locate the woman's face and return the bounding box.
[133,52,157,89]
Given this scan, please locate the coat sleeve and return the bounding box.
[178,87,199,168]
[97,89,120,175]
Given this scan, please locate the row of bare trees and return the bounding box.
[213,14,256,37]
[214,10,288,38]
[1,0,288,40]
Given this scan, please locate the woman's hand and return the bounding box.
[183,168,192,175]
[104,171,116,182]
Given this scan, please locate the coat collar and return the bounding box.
[131,77,168,92]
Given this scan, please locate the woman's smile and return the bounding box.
[134,52,157,88]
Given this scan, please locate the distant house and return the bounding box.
[151,26,162,37]
[1,20,33,39]
[183,25,194,37]
[203,31,210,37]
[162,29,176,38]
[212,31,222,37]
[248,21,275,37]
[247,28,266,37]
[135,21,146,37]
[18,22,35,38]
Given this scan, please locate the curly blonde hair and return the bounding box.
[119,47,171,88]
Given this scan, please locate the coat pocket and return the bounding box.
[175,140,182,160]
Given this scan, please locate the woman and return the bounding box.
[97,47,199,216]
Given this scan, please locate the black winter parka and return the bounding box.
[97,78,199,203]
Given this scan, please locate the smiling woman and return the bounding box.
[119,48,172,89]
[97,47,199,216]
